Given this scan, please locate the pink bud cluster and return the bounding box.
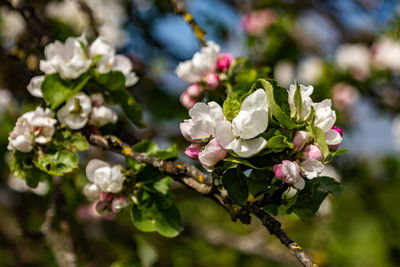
[180,53,234,109]
[94,192,129,218]
[274,126,343,189]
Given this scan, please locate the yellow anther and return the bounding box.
[123,148,132,156]
[292,245,302,250]
[176,164,182,169]
[198,175,203,183]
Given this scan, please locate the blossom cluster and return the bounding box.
[180,80,343,190]
[176,41,234,109]
[83,159,128,215]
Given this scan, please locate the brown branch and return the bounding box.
[41,177,77,267]
[170,0,207,46]
[88,133,318,267]
[77,0,99,36]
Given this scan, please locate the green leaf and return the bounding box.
[294,82,303,121]
[287,176,343,219]
[222,168,249,205]
[42,73,91,110]
[223,93,241,121]
[153,177,172,195]
[223,155,269,170]
[9,152,50,188]
[257,79,299,129]
[95,70,145,127]
[263,135,293,153]
[34,149,79,176]
[69,132,88,151]
[131,194,182,238]
[135,235,159,267]
[247,170,273,197]
[332,148,348,157]
[132,140,177,160]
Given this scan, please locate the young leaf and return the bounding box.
[222,168,249,205]
[42,73,91,110]
[310,124,330,159]
[34,149,79,176]
[223,93,241,121]
[294,82,303,121]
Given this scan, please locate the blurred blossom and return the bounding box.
[332,83,360,110]
[320,165,341,182]
[372,37,400,72]
[7,174,49,196]
[45,0,90,33]
[0,89,12,113]
[335,44,370,80]
[0,7,26,47]
[297,57,323,84]
[391,115,400,150]
[274,60,295,88]
[241,9,276,36]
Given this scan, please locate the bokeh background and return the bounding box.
[1,0,400,266]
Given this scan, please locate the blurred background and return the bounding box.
[1,0,400,266]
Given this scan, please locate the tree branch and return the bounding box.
[88,133,318,267]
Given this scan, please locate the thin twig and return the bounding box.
[89,133,318,267]
[170,0,207,46]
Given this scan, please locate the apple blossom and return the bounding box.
[27,75,45,98]
[274,160,305,189]
[216,53,234,72]
[312,99,336,132]
[57,93,92,130]
[83,183,102,201]
[205,73,220,89]
[184,143,202,160]
[111,196,129,212]
[30,107,57,144]
[89,106,118,128]
[297,57,323,84]
[45,0,89,33]
[335,43,370,80]
[327,126,343,149]
[8,174,49,196]
[274,60,295,88]
[185,101,225,141]
[40,35,92,79]
[186,83,204,98]
[292,131,312,152]
[180,91,196,110]
[0,7,26,47]
[301,158,324,179]
[303,145,323,161]
[8,116,33,153]
[215,89,269,157]
[180,120,197,143]
[241,9,276,36]
[86,159,124,193]
[332,83,359,110]
[288,83,314,121]
[198,138,227,168]
[0,89,12,113]
[372,37,400,72]
[89,37,138,86]
[175,41,220,83]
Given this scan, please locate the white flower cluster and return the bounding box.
[176,41,234,109]
[45,0,128,47]
[8,107,57,153]
[7,174,49,196]
[83,159,124,200]
[0,7,26,47]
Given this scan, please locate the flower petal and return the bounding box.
[233,137,267,157]
[324,129,343,145]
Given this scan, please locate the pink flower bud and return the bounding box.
[217,53,234,72]
[111,196,129,212]
[303,145,323,161]
[185,143,202,160]
[274,164,286,179]
[186,83,204,98]
[180,91,196,109]
[205,73,220,90]
[100,192,114,202]
[329,126,343,150]
[199,138,227,168]
[331,126,343,137]
[292,131,312,152]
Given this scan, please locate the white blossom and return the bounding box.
[83,183,101,201]
[274,60,295,88]
[8,107,56,152]
[89,37,138,86]
[301,158,324,179]
[40,35,92,79]
[372,37,400,72]
[335,43,370,80]
[312,99,336,132]
[297,57,323,84]
[274,160,305,189]
[57,93,92,130]
[86,159,124,193]
[215,89,269,157]
[288,83,313,120]
[8,174,49,196]
[0,7,26,47]
[27,76,45,98]
[184,101,225,141]
[0,89,13,113]
[176,41,220,83]
[89,106,118,127]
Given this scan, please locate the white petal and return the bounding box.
[189,120,214,140]
[233,137,267,157]
[27,75,45,98]
[301,159,324,179]
[240,89,269,113]
[293,177,305,190]
[232,109,268,139]
[215,120,235,149]
[325,129,342,145]
[86,159,109,182]
[208,101,225,122]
